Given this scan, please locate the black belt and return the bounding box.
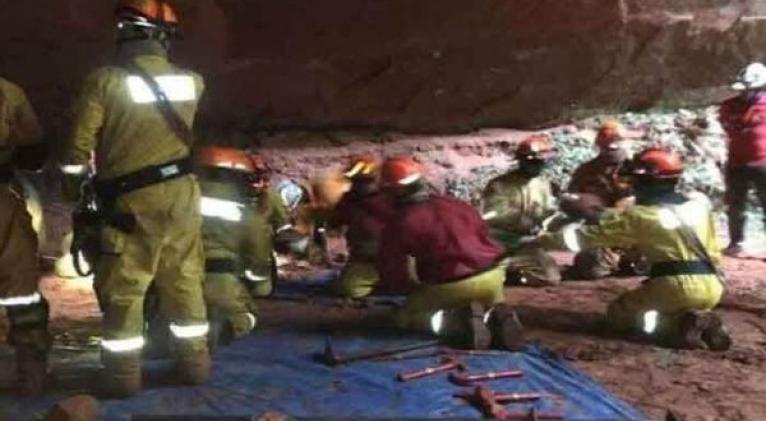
[95,157,191,202]
[0,163,12,183]
[650,260,715,278]
[205,258,238,274]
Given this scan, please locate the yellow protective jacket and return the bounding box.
[542,193,722,276]
[200,179,271,273]
[62,54,204,178]
[254,188,291,232]
[481,170,556,250]
[0,78,43,165]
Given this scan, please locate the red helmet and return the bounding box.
[196,146,255,173]
[381,156,424,187]
[632,147,683,180]
[116,0,179,26]
[516,134,556,160]
[343,154,378,179]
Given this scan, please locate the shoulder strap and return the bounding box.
[666,205,727,287]
[123,62,195,149]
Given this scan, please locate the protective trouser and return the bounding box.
[204,270,257,339]
[506,248,561,286]
[0,183,48,339]
[0,183,50,395]
[725,163,766,246]
[247,219,277,298]
[94,176,209,379]
[606,274,723,335]
[331,258,380,298]
[395,261,508,331]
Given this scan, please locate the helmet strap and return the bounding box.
[116,38,169,61]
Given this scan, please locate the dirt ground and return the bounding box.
[2,251,766,421]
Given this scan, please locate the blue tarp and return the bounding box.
[1,330,644,420]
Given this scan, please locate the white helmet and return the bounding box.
[732,62,766,91]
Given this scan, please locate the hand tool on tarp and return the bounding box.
[372,346,507,362]
[455,386,564,420]
[320,337,439,366]
[396,356,466,382]
[449,369,524,386]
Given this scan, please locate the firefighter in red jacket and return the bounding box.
[377,156,524,350]
[329,155,396,298]
[719,62,766,257]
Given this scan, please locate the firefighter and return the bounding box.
[327,155,395,298]
[60,0,210,397]
[719,62,766,258]
[377,157,525,351]
[564,120,635,279]
[482,134,561,286]
[245,152,292,297]
[0,77,49,396]
[196,146,264,346]
[531,148,730,350]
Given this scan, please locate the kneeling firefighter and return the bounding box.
[377,156,525,350]
[196,146,264,345]
[60,0,210,397]
[0,77,50,396]
[327,154,396,298]
[245,152,295,297]
[531,148,731,350]
[481,135,562,286]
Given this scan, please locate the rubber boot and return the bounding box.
[175,341,211,385]
[487,303,526,352]
[8,325,51,397]
[675,311,726,350]
[441,302,492,350]
[101,351,142,398]
[701,313,732,352]
[15,344,48,397]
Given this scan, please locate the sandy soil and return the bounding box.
[1,252,765,420]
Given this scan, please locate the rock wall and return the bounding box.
[1,1,765,135]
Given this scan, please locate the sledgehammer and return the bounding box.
[320,337,439,366]
[457,386,564,420]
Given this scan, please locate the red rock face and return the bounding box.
[0,0,764,134]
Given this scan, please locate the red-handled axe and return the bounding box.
[449,369,524,386]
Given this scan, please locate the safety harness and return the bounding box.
[95,61,195,203]
[71,61,196,276]
[649,201,726,286]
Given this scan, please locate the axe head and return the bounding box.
[322,337,341,366]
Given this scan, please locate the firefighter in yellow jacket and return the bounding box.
[60,1,210,397]
[533,148,731,350]
[245,153,291,297]
[196,147,264,346]
[482,135,561,286]
[0,77,49,396]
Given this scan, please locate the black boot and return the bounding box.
[440,302,492,350]
[675,311,725,350]
[701,313,732,351]
[487,303,526,351]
